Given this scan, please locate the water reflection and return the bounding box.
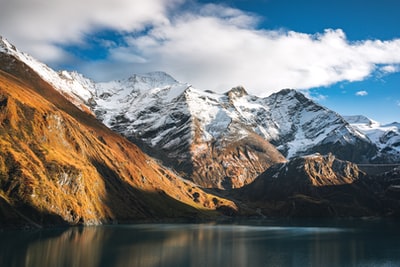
[1,220,400,267]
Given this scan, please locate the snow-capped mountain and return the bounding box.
[0,36,286,189]
[257,89,378,162]
[93,76,378,163]
[89,73,382,189]
[344,115,400,161]
[94,75,286,189]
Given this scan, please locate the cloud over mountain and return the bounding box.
[1,0,400,96]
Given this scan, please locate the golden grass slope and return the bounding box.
[0,54,237,227]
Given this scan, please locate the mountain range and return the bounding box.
[0,37,237,228]
[0,36,399,227]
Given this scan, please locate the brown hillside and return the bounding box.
[0,54,237,228]
[190,123,287,189]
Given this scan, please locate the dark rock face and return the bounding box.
[235,154,398,218]
[370,167,400,216]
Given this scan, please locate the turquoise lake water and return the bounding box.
[1,219,400,267]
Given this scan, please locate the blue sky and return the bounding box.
[0,0,399,123]
[219,0,400,123]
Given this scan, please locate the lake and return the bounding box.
[1,219,400,267]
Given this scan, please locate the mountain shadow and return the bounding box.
[90,158,215,222]
[0,194,68,229]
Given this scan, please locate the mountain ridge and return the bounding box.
[2,36,392,166]
[91,76,382,162]
[0,36,95,114]
[2,35,393,188]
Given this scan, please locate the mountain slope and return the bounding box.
[0,51,237,228]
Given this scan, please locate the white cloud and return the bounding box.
[380,64,399,73]
[0,0,182,62]
[103,15,400,95]
[356,90,368,96]
[2,0,400,96]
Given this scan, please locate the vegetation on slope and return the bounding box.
[0,54,237,228]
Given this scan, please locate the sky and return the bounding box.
[0,0,399,123]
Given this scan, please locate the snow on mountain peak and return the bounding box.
[179,86,373,161]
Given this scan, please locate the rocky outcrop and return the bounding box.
[235,154,393,217]
[190,125,286,188]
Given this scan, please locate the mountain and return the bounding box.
[93,81,287,189]
[92,78,379,164]
[90,79,378,189]
[234,153,396,217]
[0,38,237,228]
[344,115,400,162]
[259,90,378,161]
